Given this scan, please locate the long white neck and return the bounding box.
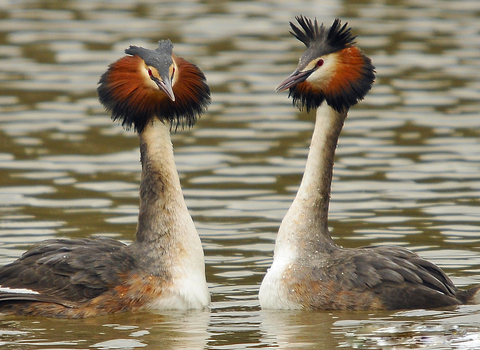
[274,103,347,258]
[135,120,194,242]
[130,119,209,308]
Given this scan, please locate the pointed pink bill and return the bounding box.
[275,69,314,92]
[153,77,176,101]
[160,79,176,101]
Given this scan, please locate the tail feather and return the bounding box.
[456,284,480,304]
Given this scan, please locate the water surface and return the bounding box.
[0,0,480,349]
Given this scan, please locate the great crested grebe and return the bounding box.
[259,17,480,310]
[0,40,211,318]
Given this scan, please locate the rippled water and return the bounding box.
[0,0,480,349]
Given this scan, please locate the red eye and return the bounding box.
[148,68,153,77]
[316,59,324,67]
[172,66,175,78]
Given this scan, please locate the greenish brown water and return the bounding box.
[0,0,480,348]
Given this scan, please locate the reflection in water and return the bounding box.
[261,310,338,349]
[333,305,480,349]
[0,0,479,348]
[261,306,480,349]
[0,310,210,349]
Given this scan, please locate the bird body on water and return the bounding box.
[0,40,211,318]
[259,17,480,310]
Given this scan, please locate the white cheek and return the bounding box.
[305,54,338,89]
[171,65,178,87]
[140,68,159,90]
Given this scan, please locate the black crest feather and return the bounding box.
[125,40,174,72]
[290,16,356,54]
[290,16,322,48]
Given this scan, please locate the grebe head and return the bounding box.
[276,17,375,113]
[97,40,211,133]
